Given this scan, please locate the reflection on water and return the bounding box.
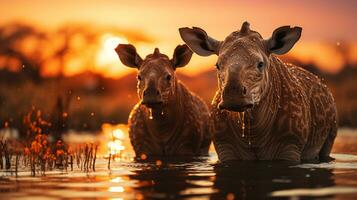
[270,187,357,197]
[212,161,334,199]
[1,154,357,199]
[1,130,357,199]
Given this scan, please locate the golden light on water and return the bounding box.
[111,177,124,183]
[113,129,125,140]
[108,140,125,155]
[108,128,126,155]
[100,123,134,158]
[108,186,125,193]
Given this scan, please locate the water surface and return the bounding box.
[1,129,357,200]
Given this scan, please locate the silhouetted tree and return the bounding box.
[0,23,46,82]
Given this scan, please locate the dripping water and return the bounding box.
[149,108,153,120]
[241,112,245,137]
[240,111,252,145]
[247,113,251,145]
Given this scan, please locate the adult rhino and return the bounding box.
[179,22,337,162]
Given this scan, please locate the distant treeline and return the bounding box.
[0,22,356,135]
[0,62,356,136]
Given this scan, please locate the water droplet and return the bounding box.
[241,112,245,137]
[149,109,153,120]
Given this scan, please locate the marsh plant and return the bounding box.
[0,107,98,176]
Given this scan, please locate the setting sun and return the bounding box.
[95,34,129,77]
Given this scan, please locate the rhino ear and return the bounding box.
[266,26,302,55]
[171,44,193,69]
[179,27,221,56]
[115,44,143,68]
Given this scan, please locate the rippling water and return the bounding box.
[1,129,357,200]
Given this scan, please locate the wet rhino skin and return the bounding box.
[128,81,212,157]
[211,56,338,162]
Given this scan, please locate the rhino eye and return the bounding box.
[257,61,264,72]
[216,62,220,70]
[137,75,142,81]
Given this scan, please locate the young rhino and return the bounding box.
[115,44,212,157]
[179,22,338,162]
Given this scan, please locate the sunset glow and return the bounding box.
[0,2,356,200]
[95,34,129,77]
[0,0,355,77]
[289,41,352,73]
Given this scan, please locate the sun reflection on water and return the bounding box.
[113,129,125,139]
[108,139,125,155]
[108,186,125,193]
[111,177,124,183]
[100,123,134,160]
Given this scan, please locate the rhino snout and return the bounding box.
[141,88,163,107]
[218,100,253,112]
[219,87,254,112]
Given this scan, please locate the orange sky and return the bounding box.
[0,0,356,77]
